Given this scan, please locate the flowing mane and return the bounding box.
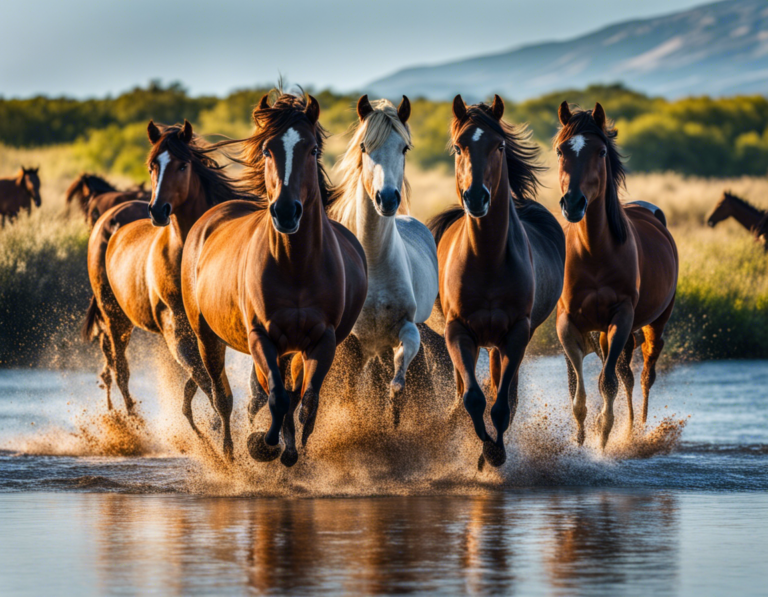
[238,91,334,212]
[554,106,628,244]
[65,173,117,205]
[147,123,250,207]
[326,99,411,230]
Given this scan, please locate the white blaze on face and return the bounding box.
[472,127,484,142]
[569,134,586,157]
[154,151,171,201]
[281,128,302,186]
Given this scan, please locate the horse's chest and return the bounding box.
[565,286,626,329]
[353,279,415,346]
[264,306,331,354]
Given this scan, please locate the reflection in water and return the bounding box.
[52,491,680,595]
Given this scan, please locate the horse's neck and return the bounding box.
[173,178,209,241]
[268,192,326,271]
[728,198,763,231]
[574,191,615,253]
[355,181,399,263]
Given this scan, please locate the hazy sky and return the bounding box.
[2,0,711,98]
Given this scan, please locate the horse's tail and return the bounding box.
[81,296,103,342]
[427,206,464,248]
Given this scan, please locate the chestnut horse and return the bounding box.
[182,92,367,465]
[83,120,249,429]
[707,190,768,250]
[65,173,149,225]
[555,102,678,448]
[0,167,41,226]
[428,95,565,469]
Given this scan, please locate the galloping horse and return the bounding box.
[0,167,41,226]
[182,92,367,465]
[555,102,678,448]
[83,120,247,429]
[327,95,439,426]
[707,190,768,250]
[66,172,150,225]
[428,95,565,468]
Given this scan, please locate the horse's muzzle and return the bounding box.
[148,202,171,227]
[462,185,490,218]
[270,200,302,234]
[560,192,587,223]
[375,188,400,217]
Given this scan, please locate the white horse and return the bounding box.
[328,95,439,426]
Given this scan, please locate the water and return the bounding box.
[1,356,767,595]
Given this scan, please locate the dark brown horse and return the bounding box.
[65,173,149,225]
[707,190,768,250]
[427,95,565,469]
[0,167,41,226]
[182,92,368,465]
[555,102,679,448]
[83,120,248,429]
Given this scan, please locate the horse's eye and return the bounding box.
[556,149,562,158]
[311,146,319,157]
[179,163,187,172]
[599,148,607,158]
[263,148,271,158]
[360,142,366,154]
[498,143,505,153]
[454,145,461,155]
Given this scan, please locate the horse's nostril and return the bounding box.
[294,201,303,220]
[162,204,171,217]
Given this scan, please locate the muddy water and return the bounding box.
[1,356,767,595]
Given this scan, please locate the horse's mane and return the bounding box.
[147,124,250,207]
[428,100,546,247]
[554,106,628,244]
[65,173,117,205]
[326,99,411,230]
[237,91,333,212]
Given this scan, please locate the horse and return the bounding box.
[65,173,149,225]
[82,120,249,431]
[427,95,565,469]
[181,92,368,465]
[554,102,679,449]
[0,167,41,226]
[326,95,439,426]
[707,190,768,250]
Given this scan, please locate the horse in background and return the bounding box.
[707,190,768,250]
[82,120,248,431]
[555,102,678,449]
[428,95,565,469]
[182,92,367,465]
[327,95,439,427]
[0,167,41,226]
[66,172,150,226]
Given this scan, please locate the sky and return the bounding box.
[1,0,712,99]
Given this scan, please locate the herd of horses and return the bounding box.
[1,90,763,470]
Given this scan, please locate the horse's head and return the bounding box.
[146,120,195,227]
[20,167,41,207]
[707,191,735,228]
[249,93,326,234]
[354,95,411,217]
[450,94,509,218]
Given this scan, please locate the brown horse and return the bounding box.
[83,120,248,430]
[65,173,149,225]
[707,190,768,250]
[427,95,565,469]
[0,167,41,226]
[182,92,368,465]
[555,102,679,449]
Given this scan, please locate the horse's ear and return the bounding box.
[147,120,161,144]
[305,95,320,125]
[558,101,572,127]
[397,95,411,124]
[180,119,193,144]
[592,102,606,130]
[256,94,270,111]
[491,94,504,120]
[357,95,373,121]
[452,95,467,120]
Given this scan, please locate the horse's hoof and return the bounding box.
[298,390,318,425]
[280,448,299,468]
[247,432,281,462]
[477,453,486,472]
[482,440,506,468]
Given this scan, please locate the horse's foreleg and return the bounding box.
[597,303,634,449]
[616,337,636,435]
[298,327,337,448]
[109,320,135,414]
[641,296,674,426]
[445,321,486,443]
[391,320,420,428]
[557,313,588,445]
[485,318,530,468]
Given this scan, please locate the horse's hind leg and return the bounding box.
[110,321,136,414]
[391,321,421,428]
[248,364,268,425]
[487,348,501,399]
[197,326,236,461]
[641,296,674,426]
[616,336,636,434]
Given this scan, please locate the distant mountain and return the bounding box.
[366,0,768,102]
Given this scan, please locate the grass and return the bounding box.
[1,144,767,367]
